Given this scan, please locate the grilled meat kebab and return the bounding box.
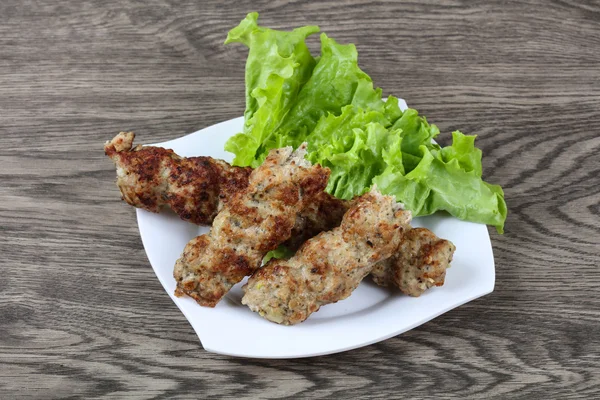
[242,189,412,324]
[173,144,329,307]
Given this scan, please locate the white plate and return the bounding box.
[136,100,495,358]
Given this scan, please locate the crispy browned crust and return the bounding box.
[104,132,252,225]
[242,189,412,325]
[287,191,351,251]
[173,145,330,307]
[105,132,349,239]
[371,227,455,296]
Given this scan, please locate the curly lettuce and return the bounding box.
[374,132,506,232]
[223,12,319,166]
[223,13,507,233]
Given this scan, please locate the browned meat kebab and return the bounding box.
[242,189,412,324]
[104,132,346,246]
[173,145,330,307]
[370,228,455,297]
[104,131,252,225]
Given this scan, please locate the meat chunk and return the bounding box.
[173,144,330,307]
[104,132,348,247]
[370,228,455,297]
[242,189,412,325]
[104,132,251,225]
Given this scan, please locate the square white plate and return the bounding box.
[136,99,495,358]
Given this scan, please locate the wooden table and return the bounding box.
[2,1,599,398]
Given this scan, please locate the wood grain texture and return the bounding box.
[1,0,599,398]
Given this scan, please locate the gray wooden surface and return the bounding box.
[1,0,599,398]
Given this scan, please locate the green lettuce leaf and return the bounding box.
[224,12,319,166]
[373,140,507,233]
[390,108,440,171]
[253,34,402,166]
[439,130,483,176]
[263,245,294,263]
[305,105,399,199]
[273,34,376,139]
